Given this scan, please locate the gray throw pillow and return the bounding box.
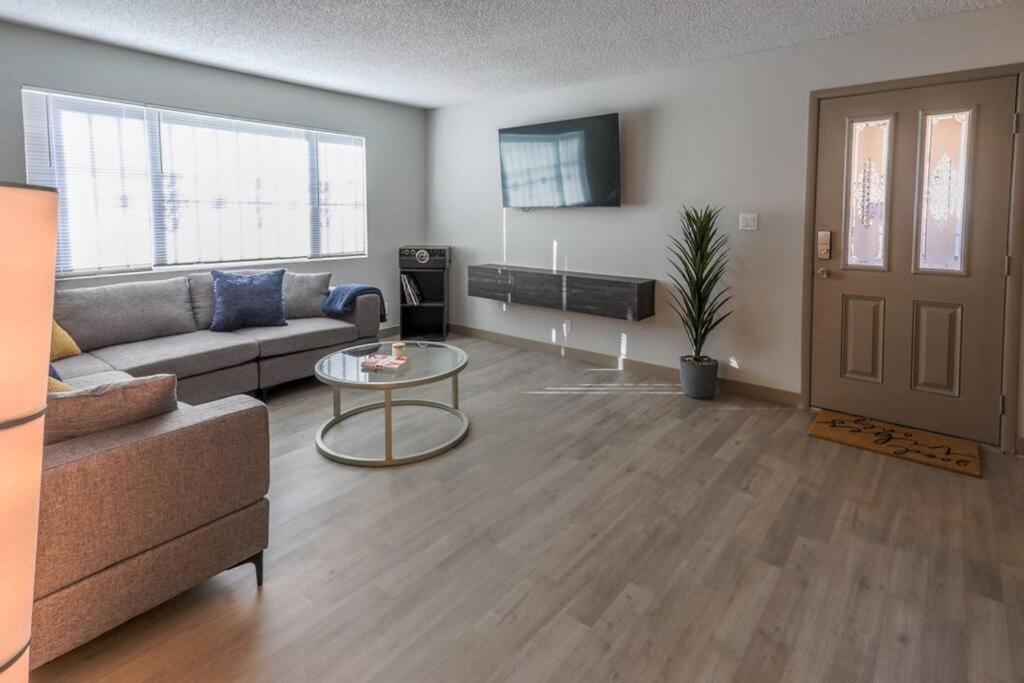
[187,273,218,330]
[44,374,178,445]
[282,272,331,318]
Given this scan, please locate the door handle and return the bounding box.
[816,267,831,280]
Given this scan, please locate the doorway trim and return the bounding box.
[800,63,1024,451]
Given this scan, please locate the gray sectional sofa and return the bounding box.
[51,271,381,404]
[33,393,270,668]
[32,270,380,669]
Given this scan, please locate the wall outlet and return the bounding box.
[739,213,758,231]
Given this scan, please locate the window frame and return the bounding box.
[22,87,369,278]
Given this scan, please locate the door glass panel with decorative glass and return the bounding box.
[916,110,971,273]
[844,117,892,269]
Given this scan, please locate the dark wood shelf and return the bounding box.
[468,263,655,321]
[399,247,451,340]
[401,301,445,308]
[401,332,447,342]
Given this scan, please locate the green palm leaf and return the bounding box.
[666,204,731,359]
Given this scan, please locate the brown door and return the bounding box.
[811,76,1018,444]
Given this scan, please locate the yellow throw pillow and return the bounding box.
[48,376,75,393]
[51,321,81,361]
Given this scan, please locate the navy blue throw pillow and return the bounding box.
[210,269,287,331]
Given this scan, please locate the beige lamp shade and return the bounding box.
[0,183,57,680]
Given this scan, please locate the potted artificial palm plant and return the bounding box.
[667,205,732,399]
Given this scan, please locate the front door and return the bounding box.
[811,76,1018,444]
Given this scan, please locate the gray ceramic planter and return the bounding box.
[679,357,718,399]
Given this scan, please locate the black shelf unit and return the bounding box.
[399,246,451,341]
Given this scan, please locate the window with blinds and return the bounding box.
[22,89,367,276]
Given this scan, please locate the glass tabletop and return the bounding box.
[315,341,468,388]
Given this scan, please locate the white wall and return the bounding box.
[0,21,428,320]
[427,2,1024,394]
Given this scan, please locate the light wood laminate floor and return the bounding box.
[33,335,1024,682]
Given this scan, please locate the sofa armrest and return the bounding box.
[327,289,381,338]
[36,395,269,598]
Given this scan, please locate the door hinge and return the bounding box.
[1015,112,1022,136]
[1006,255,1012,276]
[1001,395,1008,415]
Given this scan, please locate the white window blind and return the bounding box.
[23,91,153,274]
[22,89,367,276]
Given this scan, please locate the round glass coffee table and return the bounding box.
[314,341,469,466]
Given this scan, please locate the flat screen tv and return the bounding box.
[498,113,620,208]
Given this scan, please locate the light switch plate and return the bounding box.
[739,213,758,231]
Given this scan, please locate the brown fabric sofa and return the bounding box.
[51,271,381,404]
[33,271,378,668]
[32,394,269,668]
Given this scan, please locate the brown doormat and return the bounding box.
[808,410,981,477]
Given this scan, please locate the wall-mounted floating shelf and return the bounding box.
[467,263,655,321]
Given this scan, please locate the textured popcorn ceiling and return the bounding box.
[0,1,1012,108]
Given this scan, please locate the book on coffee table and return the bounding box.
[361,353,410,372]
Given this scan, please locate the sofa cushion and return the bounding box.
[210,269,287,331]
[44,374,178,445]
[233,317,358,358]
[91,330,259,379]
[36,394,269,599]
[51,352,114,379]
[66,370,135,390]
[54,278,196,351]
[189,270,331,328]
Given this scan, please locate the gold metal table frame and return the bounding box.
[314,342,469,466]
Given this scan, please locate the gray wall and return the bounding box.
[427,2,1024,394]
[0,21,428,322]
